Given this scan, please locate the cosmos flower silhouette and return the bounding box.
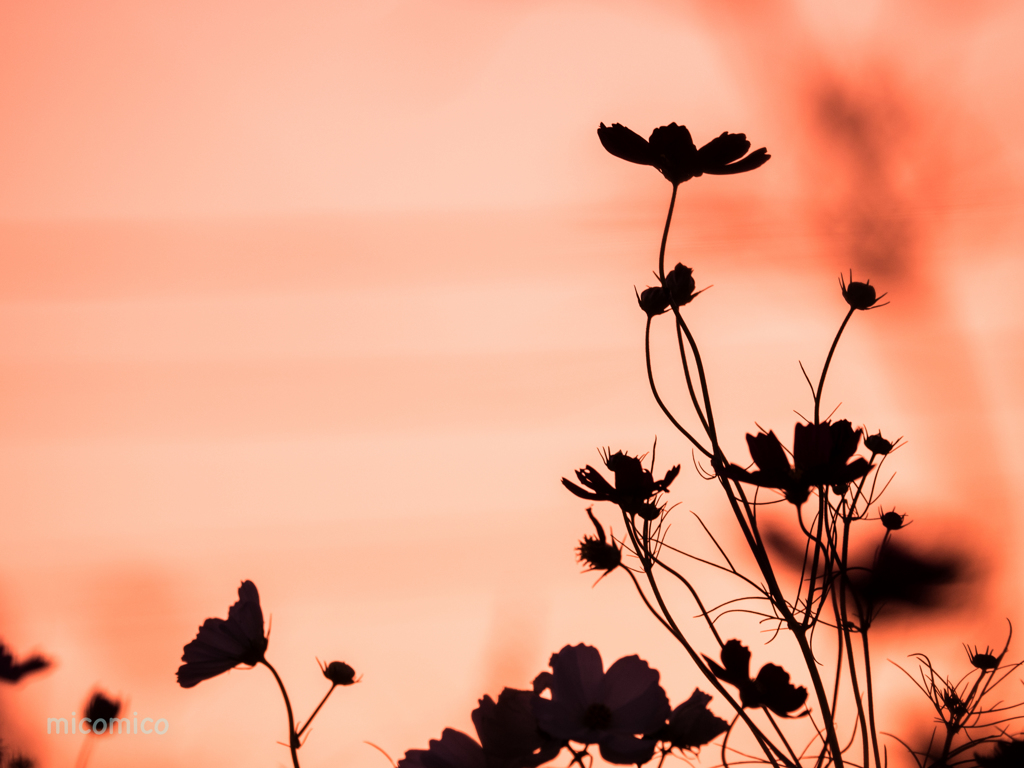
[576,507,621,579]
[703,640,807,717]
[598,122,769,185]
[398,728,486,768]
[648,689,728,752]
[563,449,679,520]
[177,580,268,688]
[532,644,670,765]
[472,688,563,768]
[722,420,872,507]
[397,688,560,768]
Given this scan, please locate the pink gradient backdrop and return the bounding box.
[1,1,1022,766]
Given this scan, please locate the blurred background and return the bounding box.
[1,1,1022,765]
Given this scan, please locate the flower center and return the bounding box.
[582,703,613,731]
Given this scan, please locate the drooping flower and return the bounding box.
[177,580,268,688]
[703,640,807,717]
[598,123,770,185]
[471,688,563,768]
[532,644,670,765]
[576,507,621,579]
[721,420,872,507]
[648,689,728,752]
[0,643,50,684]
[562,449,679,520]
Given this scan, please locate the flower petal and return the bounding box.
[599,655,670,735]
[598,123,657,166]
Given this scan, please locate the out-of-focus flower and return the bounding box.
[576,508,621,578]
[563,449,679,520]
[532,644,670,765]
[177,580,268,688]
[398,728,486,768]
[847,542,961,622]
[471,688,563,768]
[722,421,872,507]
[839,272,886,310]
[83,691,121,735]
[864,432,895,456]
[880,509,908,531]
[598,123,770,185]
[703,640,807,717]
[0,643,50,683]
[647,689,728,752]
[976,737,1024,767]
[320,660,358,686]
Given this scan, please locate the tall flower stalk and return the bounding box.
[557,121,1024,768]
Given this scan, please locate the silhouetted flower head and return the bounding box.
[864,432,895,456]
[598,123,770,185]
[703,640,807,717]
[839,271,886,310]
[0,643,50,684]
[84,691,121,735]
[880,510,908,531]
[722,420,872,507]
[976,737,1024,767]
[647,689,728,752]
[532,644,670,765]
[398,728,486,768]
[472,688,563,768]
[177,580,268,688]
[965,644,1000,671]
[563,449,679,520]
[636,286,670,318]
[320,660,358,686]
[577,508,621,578]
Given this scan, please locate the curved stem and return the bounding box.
[645,317,713,458]
[814,308,856,424]
[297,684,337,739]
[262,659,301,768]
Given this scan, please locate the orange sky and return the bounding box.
[1,2,1023,766]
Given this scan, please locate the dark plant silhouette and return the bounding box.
[177,580,357,768]
[0,643,49,684]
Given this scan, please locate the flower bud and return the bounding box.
[880,510,906,531]
[864,432,895,455]
[664,264,699,307]
[970,652,998,671]
[840,271,884,310]
[321,660,357,686]
[635,286,670,317]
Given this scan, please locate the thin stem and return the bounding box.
[645,317,713,458]
[262,659,301,768]
[814,307,856,424]
[621,511,787,768]
[296,684,337,739]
